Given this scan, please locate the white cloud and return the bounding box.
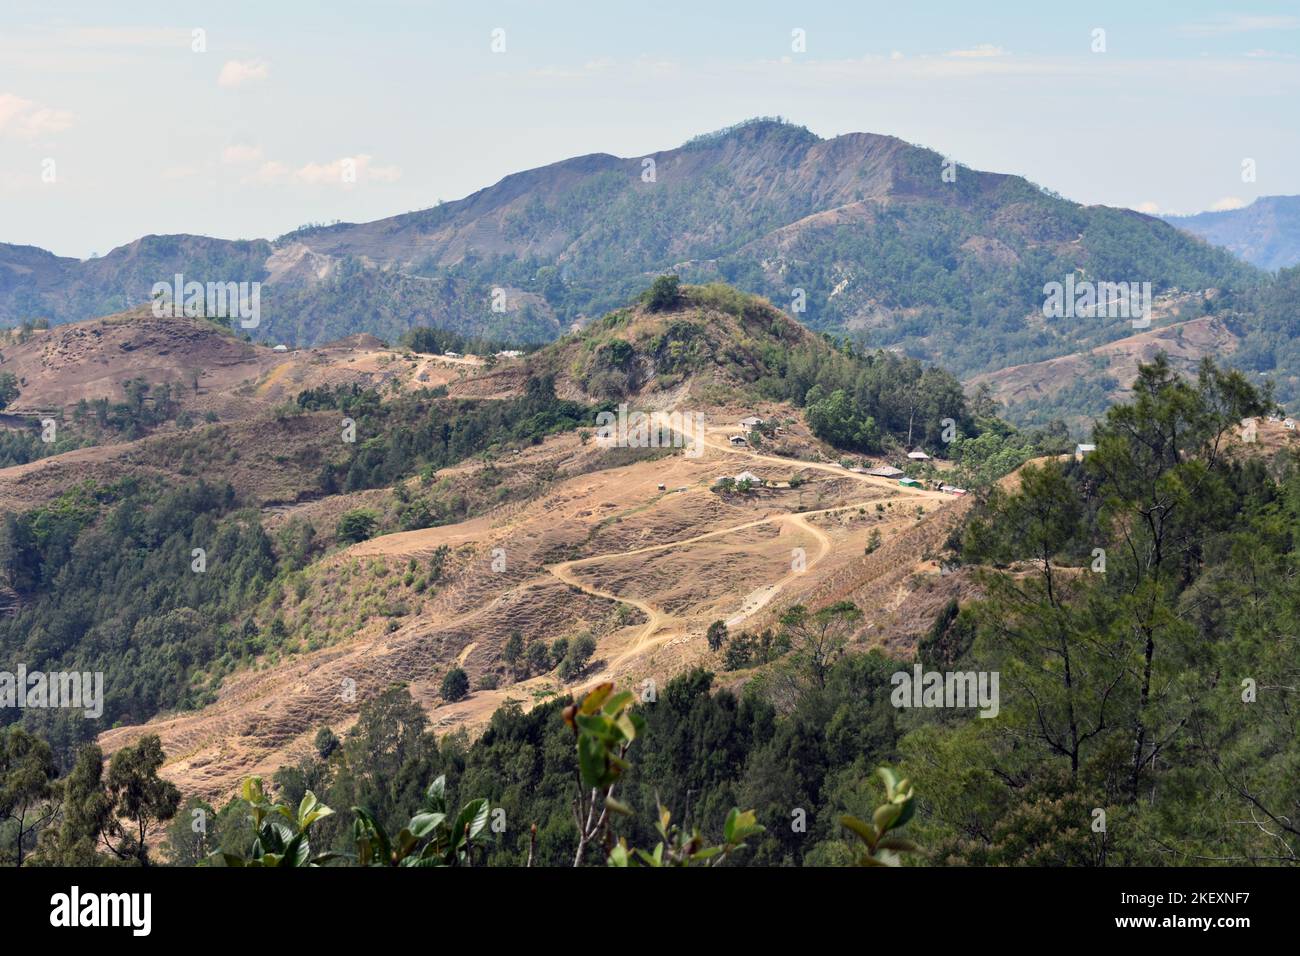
[1178,15,1300,37]
[248,160,290,184]
[945,44,1007,58]
[245,154,401,186]
[218,59,269,88]
[1135,201,1161,214]
[221,144,264,165]
[1244,49,1296,59]
[1209,196,1248,211]
[0,92,73,139]
[294,155,401,185]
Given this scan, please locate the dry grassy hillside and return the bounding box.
[3,289,985,802]
[968,300,1235,429]
[99,428,966,800]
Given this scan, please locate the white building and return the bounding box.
[907,449,930,461]
[1075,443,1096,461]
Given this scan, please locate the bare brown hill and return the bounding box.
[0,308,480,424]
[98,427,964,801]
[968,312,1237,429]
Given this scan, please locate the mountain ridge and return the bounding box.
[1,118,1261,426]
[1164,195,1300,271]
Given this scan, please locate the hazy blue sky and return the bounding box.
[3,0,1298,258]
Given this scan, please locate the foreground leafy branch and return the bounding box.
[840,768,920,866]
[209,777,337,867]
[565,682,765,867]
[353,776,489,866]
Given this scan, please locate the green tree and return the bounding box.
[777,601,863,689]
[0,372,18,409]
[559,634,597,680]
[706,619,728,652]
[503,631,524,672]
[164,797,218,866]
[526,639,551,675]
[1088,356,1267,796]
[0,726,58,866]
[31,744,114,867]
[102,734,181,866]
[441,667,470,702]
[336,509,379,544]
[645,274,682,312]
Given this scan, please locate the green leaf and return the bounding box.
[722,807,761,844]
[608,842,632,867]
[425,775,448,812]
[605,795,634,816]
[873,802,901,834]
[615,712,639,743]
[577,734,608,789]
[352,806,390,862]
[408,811,446,839]
[579,683,614,715]
[601,691,634,716]
[283,832,311,867]
[840,815,878,846]
[875,837,919,853]
[451,798,491,854]
[894,795,916,829]
[876,766,899,799]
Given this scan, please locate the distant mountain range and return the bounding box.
[1163,196,1300,272]
[1,119,1254,365]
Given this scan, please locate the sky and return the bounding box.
[2,0,1298,259]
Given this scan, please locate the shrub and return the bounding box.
[336,509,379,544]
[645,274,682,311]
[440,667,470,702]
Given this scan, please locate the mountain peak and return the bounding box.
[680,116,820,151]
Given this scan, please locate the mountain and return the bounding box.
[1,119,1255,385]
[1164,196,1300,271]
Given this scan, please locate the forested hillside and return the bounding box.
[4,349,1296,867]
